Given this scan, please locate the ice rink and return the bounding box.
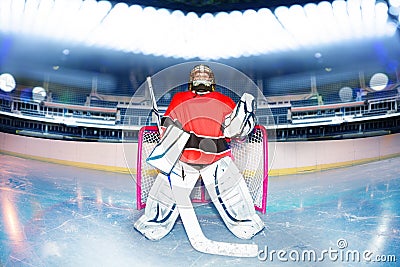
[0,153,399,266]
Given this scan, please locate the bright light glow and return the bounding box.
[375,2,390,36]
[289,5,314,46]
[123,5,144,53]
[274,6,299,50]
[339,86,353,102]
[56,0,84,42]
[104,3,130,50]
[389,0,400,8]
[347,0,364,37]
[369,72,389,91]
[180,12,199,59]
[0,0,12,34]
[385,21,397,35]
[226,10,243,58]
[1,0,397,60]
[0,73,16,92]
[21,0,41,35]
[155,8,173,57]
[80,0,112,46]
[1,191,26,253]
[96,188,103,205]
[242,9,258,56]
[10,0,25,33]
[255,8,273,53]
[332,0,352,40]
[389,6,400,16]
[360,0,375,36]
[318,2,339,43]
[32,86,47,102]
[368,210,392,253]
[213,12,230,58]
[30,0,55,36]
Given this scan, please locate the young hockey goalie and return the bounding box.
[134,64,264,241]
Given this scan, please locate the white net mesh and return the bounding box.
[230,126,267,210]
[137,125,268,212]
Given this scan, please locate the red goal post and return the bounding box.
[136,125,268,213]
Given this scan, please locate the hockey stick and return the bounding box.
[147,76,162,133]
[170,182,259,257]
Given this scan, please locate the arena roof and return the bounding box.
[0,0,399,94]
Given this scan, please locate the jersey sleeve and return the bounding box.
[160,92,183,134]
[217,93,236,114]
[163,94,179,119]
[225,95,236,111]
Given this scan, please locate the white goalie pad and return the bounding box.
[200,156,264,240]
[146,125,190,175]
[134,173,179,240]
[170,179,259,257]
[134,162,199,240]
[223,93,256,138]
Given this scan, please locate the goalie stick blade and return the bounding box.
[171,184,259,257]
[178,207,259,257]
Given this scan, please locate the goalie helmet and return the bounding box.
[188,64,216,93]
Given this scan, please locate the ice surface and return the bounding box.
[0,153,399,266]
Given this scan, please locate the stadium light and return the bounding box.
[79,0,112,45]
[0,73,16,93]
[0,0,397,60]
[32,86,47,102]
[369,72,389,91]
[339,86,353,102]
[332,1,352,40]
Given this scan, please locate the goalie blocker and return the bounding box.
[223,93,256,139]
[146,124,190,175]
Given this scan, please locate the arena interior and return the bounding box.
[0,0,400,266]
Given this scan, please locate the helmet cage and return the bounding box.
[188,64,216,92]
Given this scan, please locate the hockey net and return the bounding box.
[136,125,268,213]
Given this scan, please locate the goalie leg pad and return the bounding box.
[134,162,199,240]
[170,174,259,257]
[134,172,178,240]
[200,157,264,239]
[223,93,256,138]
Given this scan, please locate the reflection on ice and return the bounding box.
[1,190,26,255]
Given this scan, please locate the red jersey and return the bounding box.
[162,91,236,165]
